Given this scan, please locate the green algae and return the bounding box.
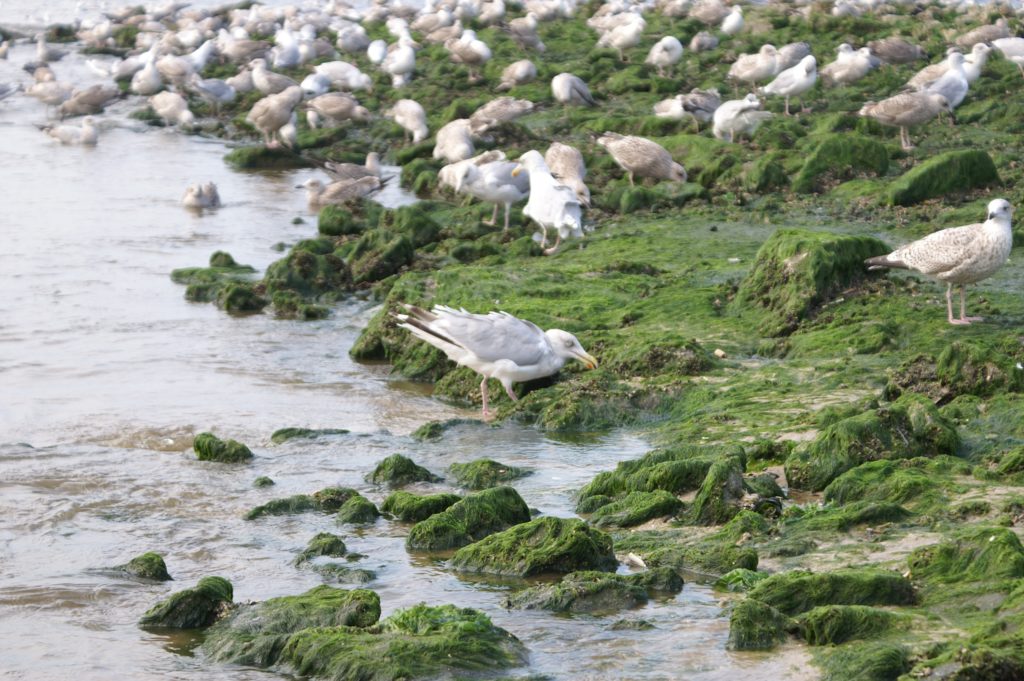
[588,490,682,528]
[139,576,232,629]
[714,568,768,593]
[270,427,349,444]
[309,563,377,584]
[822,459,940,508]
[691,457,746,525]
[450,516,617,577]
[203,586,380,667]
[886,150,1000,206]
[796,605,901,645]
[263,238,352,300]
[747,569,915,617]
[245,487,360,520]
[406,486,529,551]
[818,641,911,681]
[367,454,442,486]
[381,491,461,522]
[337,495,380,524]
[253,476,275,487]
[224,145,313,170]
[192,432,253,463]
[502,567,682,613]
[294,532,346,565]
[908,526,1024,584]
[448,459,530,490]
[727,598,793,651]
[792,133,890,194]
[118,552,171,581]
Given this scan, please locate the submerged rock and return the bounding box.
[406,486,530,551]
[337,495,380,524]
[450,516,617,577]
[270,427,349,444]
[245,487,361,520]
[448,459,531,490]
[139,576,233,629]
[224,145,314,170]
[381,491,461,522]
[294,532,347,565]
[263,238,352,301]
[503,567,682,613]
[193,432,253,463]
[118,552,171,581]
[731,228,890,337]
[309,563,377,584]
[367,454,442,487]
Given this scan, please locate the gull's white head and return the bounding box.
[512,149,546,176]
[987,198,1013,223]
[545,329,598,369]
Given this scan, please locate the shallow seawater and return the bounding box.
[0,22,814,681]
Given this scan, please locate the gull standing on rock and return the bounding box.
[868,37,925,65]
[250,58,297,95]
[446,153,530,232]
[865,199,1014,325]
[445,29,491,81]
[551,73,596,107]
[385,99,429,143]
[761,54,817,115]
[299,177,383,208]
[507,12,546,52]
[653,88,721,127]
[150,91,195,127]
[923,51,969,114]
[469,97,533,135]
[858,91,951,150]
[326,152,382,181]
[394,304,598,418]
[306,92,371,126]
[597,132,686,186]
[433,119,475,163]
[247,85,304,146]
[645,36,683,77]
[713,93,772,143]
[513,150,585,255]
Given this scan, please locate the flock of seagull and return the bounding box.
[1,0,1019,414]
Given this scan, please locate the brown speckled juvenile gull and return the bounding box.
[325,152,381,181]
[868,37,926,65]
[728,44,778,87]
[597,132,686,186]
[299,177,383,207]
[858,91,951,150]
[865,199,1014,325]
[469,96,534,134]
[545,142,591,207]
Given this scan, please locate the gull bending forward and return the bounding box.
[513,150,585,255]
[865,199,1013,325]
[395,304,597,417]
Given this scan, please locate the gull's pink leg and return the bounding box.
[960,285,984,323]
[480,377,491,419]
[503,383,518,401]
[947,283,970,325]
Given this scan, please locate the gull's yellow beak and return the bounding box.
[575,350,598,370]
[511,165,522,177]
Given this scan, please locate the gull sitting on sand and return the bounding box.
[394,304,597,418]
[865,199,1013,325]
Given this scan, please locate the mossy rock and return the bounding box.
[819,641,911,681]
[406,486,530,551]
[745,472,785,499]
[823,459,939,508]
[714,568,768,593]
[318,206,364,237]
[295,532,347,564]
[731,228,890,337]
[245,487,360,520]
[224,145,314,170]
[691,457,746,525]
[726,598,793,651]
[907,526,1024,584]
[203,586,381,668]
[337,495,380,524]
[589,490,683,528]
[612,527,759,576]
[263,238,352,299]
[885,150,1000,206]
[784,393,960,491]
[253,476,275,487]
[796,605,901,645]
[309,563,377,584]
[118,552,171,581]
[747,569,915,617]
[381,491,461,522]
[450,516,618,577]
[348,232,414,285]
[390,205,442,248]
[742,154,790,193]
[193,432,253,463]
[502,567,682,613]
[216,282,268,314]
[409,418,479,441]
[280,604,527,680]
[792,133,889,194]
[139,576,233,629]
[270,427,349,444]
[448,459,530,490]
[367,454,442,487]
[886,341,1024,404]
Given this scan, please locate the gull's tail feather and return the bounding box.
[864,254,908,271]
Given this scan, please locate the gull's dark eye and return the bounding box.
[564,339,574,348]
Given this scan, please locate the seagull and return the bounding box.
[42,116,99,145]
[513,149,585,255]
[545,142,590,207]
[247,86,304,146]
[325,152,382,181]
[468,96,533,135]
[858,91,951,150]
[497,59,537,91]
[394,304,598,418]
[182,182,222,210]
[446,153,529,232]
[865,199,1014,325]
[150,91,195,128]
[551,72,596,107]
[713,93,771,143]
[298,177,383,208]
[645,36,684,77]
[597,132,687,186]
[761,55,817,115]
[384,98,429,143]
[433,118,474,163]
[720,6,743,36]
[728,44,778,88]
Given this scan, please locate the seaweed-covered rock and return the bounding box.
[139,576,233,629]
[715,568,769,593]
[253,476,275,487]
[886,150,999,206]
[792,133,889,194]
[730,229,890,337]
[590,490,683,528]
[907,527,1024,584]
[502,567,682,613]
[448,459,530,490]
[796,605,900,645]
[118,552,171,581]
[309,563,377,584]
[270,427,349,444]
[820,642,911,681]
[203,586,381,667]
[281,604,526,680]
[318,206,364,237]
[245,487,360,520]
[348,232,414,285]
[263,238,352,300]
[823,459,938,507]
[381,491,461,522]
[295,533,347,565]
[745,472,785,499]
[747,569,915,617]
[216,282,268,314]
[691,458,746,525]
[409,418,479,441]
[337,495,380,524]
[367,454,442,487]
[727,598,792,651]
[451,516,617,577]
[613,529,759,575]
[785,393,959,491]
[406,486,530,551]
[193,432,253,463]
[391,205,442,248]
[886,341,1024,405]
[224,145,314,170]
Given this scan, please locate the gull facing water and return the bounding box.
[394,304,597,418]
[865,199,1014,325]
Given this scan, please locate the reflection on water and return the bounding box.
[0,25,812,681]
